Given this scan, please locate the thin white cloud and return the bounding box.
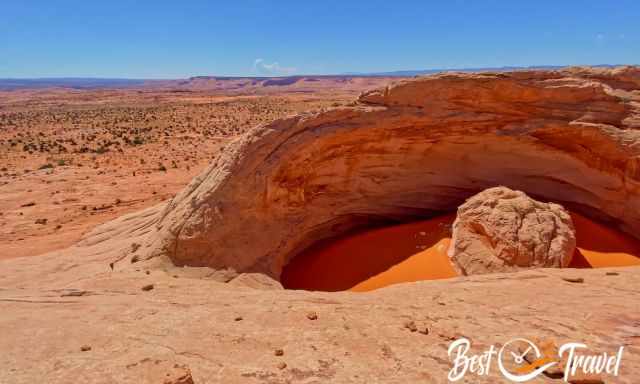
[253,58,297,76]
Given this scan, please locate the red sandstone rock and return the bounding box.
[130,67,640,279]
[448,187,576,275]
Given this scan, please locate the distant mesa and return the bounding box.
[0,78,147,90]
[261,77,301,86]
[1,64,627,90]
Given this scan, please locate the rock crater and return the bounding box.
[130,67,640,279]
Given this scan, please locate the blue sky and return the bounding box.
[1,1,638,78]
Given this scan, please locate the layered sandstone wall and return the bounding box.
[136,67,640,278]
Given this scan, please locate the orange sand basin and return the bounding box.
[280,212,640,292]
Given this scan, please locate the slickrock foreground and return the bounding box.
[1,67,640,383]
[1,255,639,383]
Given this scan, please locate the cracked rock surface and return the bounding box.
[1,255,638,383]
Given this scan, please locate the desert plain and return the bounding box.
[0,77,390,259]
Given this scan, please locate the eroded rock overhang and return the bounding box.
[142,67,640,278]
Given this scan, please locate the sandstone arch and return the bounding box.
[143,68,640,278]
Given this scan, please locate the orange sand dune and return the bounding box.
[349,238,456,292]
[570,212,640,268]
[280,211,640,292]
[280,214,457,292]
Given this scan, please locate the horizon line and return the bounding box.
[1,63,634,81]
